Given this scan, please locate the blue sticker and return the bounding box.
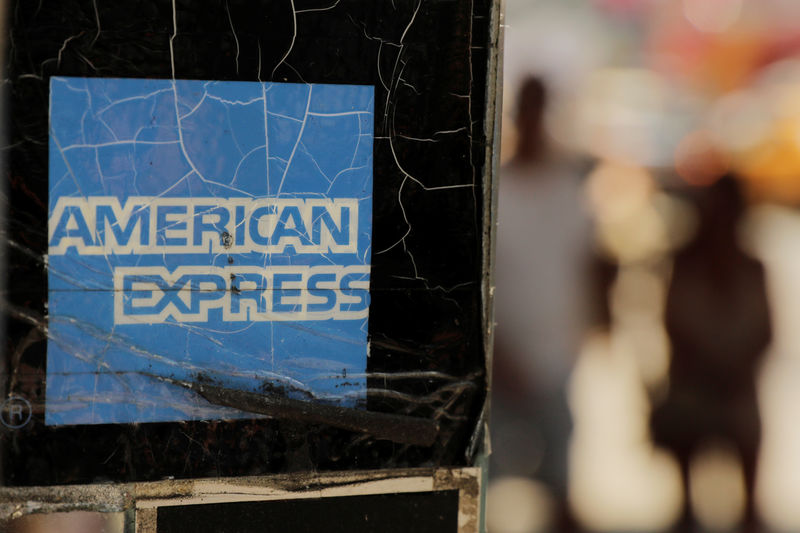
[46,77,374,425]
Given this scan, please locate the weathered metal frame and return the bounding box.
[0,0,504,529]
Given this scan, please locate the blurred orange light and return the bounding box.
[682,0,743,34]
[647,0,766,94]
[674,130,728,186]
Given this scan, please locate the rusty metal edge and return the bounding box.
[0,467,481,532]
[473,1,504,532]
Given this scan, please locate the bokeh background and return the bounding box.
[489,1,800,532]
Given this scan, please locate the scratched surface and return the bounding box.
[47,77,373,425]
[3,0,495,485]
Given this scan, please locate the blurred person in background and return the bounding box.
[651,175,772,533]
[491,77,605,533]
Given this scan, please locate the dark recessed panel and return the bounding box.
[156,490,459,533]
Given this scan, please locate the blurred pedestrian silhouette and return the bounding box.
[491,77,598,533]
[651,175,771,532]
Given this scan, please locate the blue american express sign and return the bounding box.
[47,77,374,425]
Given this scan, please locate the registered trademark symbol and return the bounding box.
[0,396,32,429]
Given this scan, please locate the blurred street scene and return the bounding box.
[489,1,800,532]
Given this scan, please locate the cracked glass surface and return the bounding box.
[47,77,373,424]
[2,0,497,486]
